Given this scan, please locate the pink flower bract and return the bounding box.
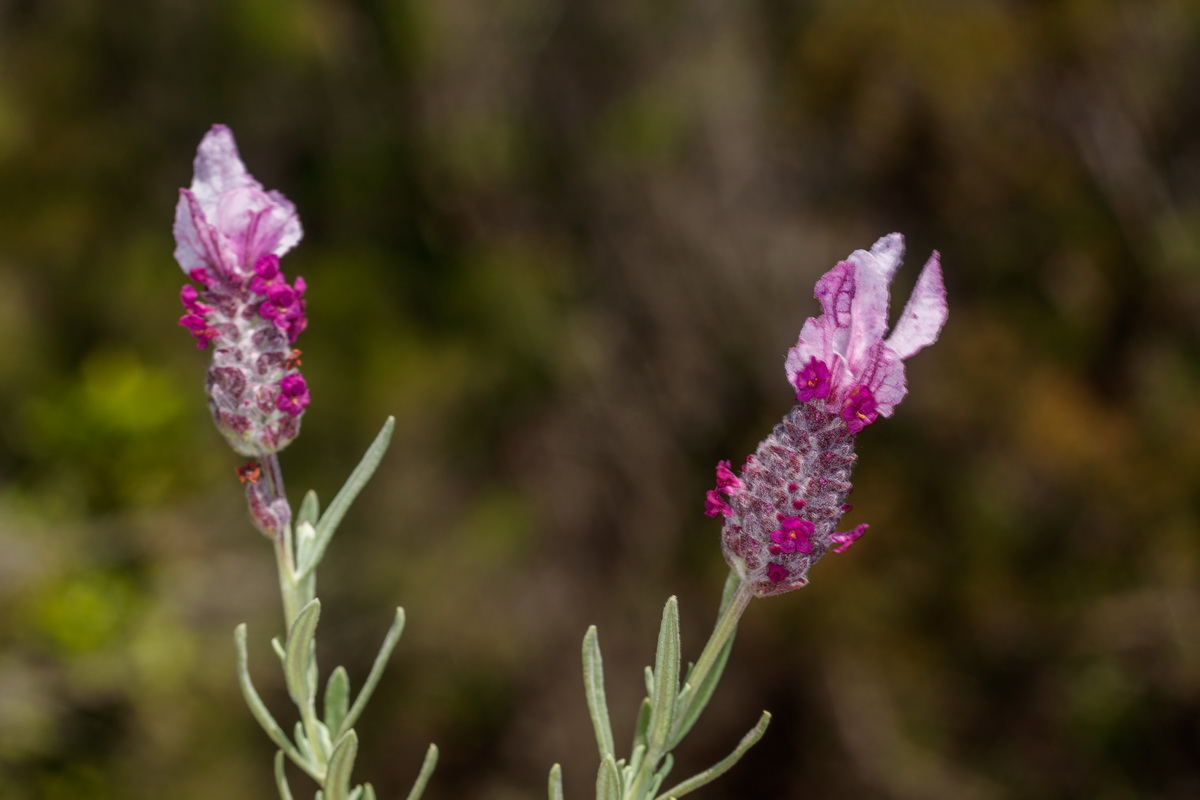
[785,233,947,429]
[173,125,302,282]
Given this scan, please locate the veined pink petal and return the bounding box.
[844,234,904,376]
[809,260,855,371]
[786,317,851,395]
[786,316,830,376]
[857,341,906,417]
[189,125,257,207]
[813,260,855,330]
[786,233,943,424]
[173,189,227,276]
[886,251,947,360]
[173,125,303,277]
[862,233,905,284]
[243,195,302,265]
[213,189,301,272]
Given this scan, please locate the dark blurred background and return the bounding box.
[2,1,1199,798]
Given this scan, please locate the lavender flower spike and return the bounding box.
[173,125,310,456]
[710,234,947,596]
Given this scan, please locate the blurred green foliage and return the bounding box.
[1,0,1199,798]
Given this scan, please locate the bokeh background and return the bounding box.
[2,1,1200,798]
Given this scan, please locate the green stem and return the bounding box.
[624,579,753,800]
[670,579,752,744]
[274,535,300,629]
[264,454,303,627]
[263,454,328,777]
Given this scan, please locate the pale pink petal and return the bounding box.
[213,187,265,267]
[189,125,256,208]
[845,234,905,373]
[863,233,905,284]
[813,260,855,329]
[812,260,855,361]
[786,233,944,420]
[183,130,302,273]
[785,317,826,379]
[886,251,947,360]
[261,190,303,254]
[173,190,226,275]
[858,341,906,417]
[243,193,302,263]
[786,316,851,393]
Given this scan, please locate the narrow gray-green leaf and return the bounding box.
[301,417,394,577]
[293,722,312,762]
[405,743,439,800]
[271,636,286,662]
[655,753,674,784]
[595,756,621,800]
[284,599,322,708]
[362,785,377,800]
[295,521,318,574]
[655,711,771,800]
[298,490,320,528]
[315,719,333,755]
[274,751,295,800]
[630,698,652,752]
[337,607,405,739]
[670,633,734,749]
[347,788,363,800]
[582,626,615,759]
[627,744,646,784]
[649,753,674,798]
[646,597,681,754]
[325,731,359,800]
[325,666,351,735]
[234,625,311,776]
[547,763,564,800]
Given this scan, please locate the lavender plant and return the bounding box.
[172,125,437,800]
[551,234,948,800]
[170,123,945,800]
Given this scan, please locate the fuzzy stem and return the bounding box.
[263,454,302,627]
[262,454,328,779]
[667,582,748,753]
[670,580,753,744]
[623,579,753,800]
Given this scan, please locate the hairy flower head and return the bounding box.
[710,234,947,595]
[173,125,310,456]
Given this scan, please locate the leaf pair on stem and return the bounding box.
[236,418,438,800]
[551,573,769,800]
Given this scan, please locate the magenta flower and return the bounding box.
[840,385,878,434]
[714,460,742,492]
[711,234,946,596]
[793,356,832,402]
[173,125,310,456]
[275,374,311,417]
[769,516,815,555]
